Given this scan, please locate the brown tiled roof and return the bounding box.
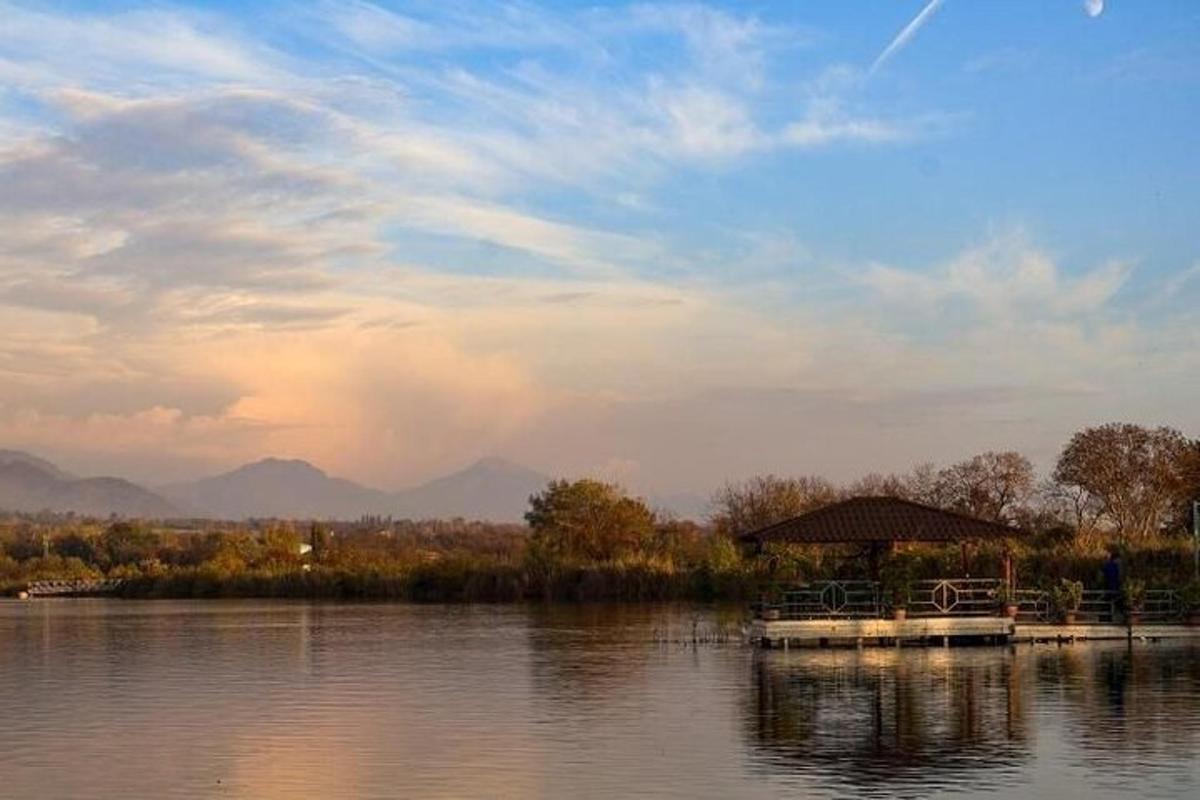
[737,496,1020,544]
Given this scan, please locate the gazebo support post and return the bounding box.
[867,542,884,581]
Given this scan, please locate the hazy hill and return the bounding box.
[161,456,550,522]
[0,449,696,523]
[0,449,75,481]
[0,456,178,517]
[394,457,550,523]
[161,458,395,520]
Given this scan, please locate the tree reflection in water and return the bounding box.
[1038,643,1200,785]
[748,647,1029,796]
[747,643,1200,797]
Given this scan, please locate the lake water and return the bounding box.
[1,601,1198,799]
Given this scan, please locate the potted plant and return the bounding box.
[1050,578,1084,625]
[1179,579,1200,626]
[890,580,912,621]
[1122,578,1146,626]
[760,580,785,620]
[881,557,913,621]
[996,583,1019,619]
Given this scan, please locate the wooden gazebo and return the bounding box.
[737,496,1022,583]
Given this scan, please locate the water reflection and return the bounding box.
[747,648,1029,796]
[747,642,1200,798]
[2,601,1199,799]
[1032,643,1200,794]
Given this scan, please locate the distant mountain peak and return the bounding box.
[231,457,328,478]
[462,456,545,476]
[0,450,176,517]
[161,456,388,520]
[0,449,75,481]
[393,457,550,522]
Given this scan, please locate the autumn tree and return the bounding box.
[99,522,161,566]
[842,463,944,506]
[710,475,838,537]
[526,479,655,562]
[933,451,1034,523]
[843,472,909,500]
[258,524,302,569]
[1164,439,1200,534]
[1052,423,1194,541]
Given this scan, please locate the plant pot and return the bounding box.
[1126,611,1142,626]
[1187,612,1200,627]
[762,608,781,621]
[1003,604,1019,619]
[1062,611,1078,625]
[892,608,907,622]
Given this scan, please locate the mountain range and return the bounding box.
[0,450,179,518]
[0,449,709,522]
[0,450,551,522]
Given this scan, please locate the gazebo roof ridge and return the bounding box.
[737,495,1023,545]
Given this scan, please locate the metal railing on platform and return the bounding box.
[907,578,1001,618]
[759,581,882,620]
[759,581,1189,623]
[758,578,1003,620]
[1014,588,1184,624]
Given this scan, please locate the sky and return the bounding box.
[0,0,1197,495]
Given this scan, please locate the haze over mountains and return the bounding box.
[0,450,569,522]
[159,457,551,522]
[0,450,178,519]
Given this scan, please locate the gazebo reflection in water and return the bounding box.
[746,648,1030,794]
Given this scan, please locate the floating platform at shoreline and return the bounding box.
[1011,623,1200,643]
[751,616,1014,648]
[20,579,125,598]
[751,617,1200,648]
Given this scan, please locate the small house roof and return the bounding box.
[737,496,1020,545]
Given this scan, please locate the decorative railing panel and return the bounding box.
[1142,589,1182,622]
[760,581,881,620]
[906,579,1002,618]
[1014,589,1050,623]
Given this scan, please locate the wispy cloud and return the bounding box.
[1,1,1190,491]
[870,0,946,75]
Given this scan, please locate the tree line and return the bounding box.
[1,421,1197,601]
[711,422,1200,543]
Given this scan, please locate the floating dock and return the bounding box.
[751,617,1200,648]
[751,616,1014,648]
[20,579,125,598]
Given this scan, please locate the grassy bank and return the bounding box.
[107,559,759,603]
[4,525,1198,604]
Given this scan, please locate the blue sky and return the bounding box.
[0,1,1197,496]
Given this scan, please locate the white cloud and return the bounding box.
[2,1,1191,493]
[861,234,1130,320]
[0,3,283,91]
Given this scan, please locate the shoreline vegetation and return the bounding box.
[3,422,1199,603]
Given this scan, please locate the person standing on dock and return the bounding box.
[1102,549,1122,596]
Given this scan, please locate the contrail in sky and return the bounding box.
[870,0,946,75]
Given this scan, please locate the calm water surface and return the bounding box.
[1,601,1198,799]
